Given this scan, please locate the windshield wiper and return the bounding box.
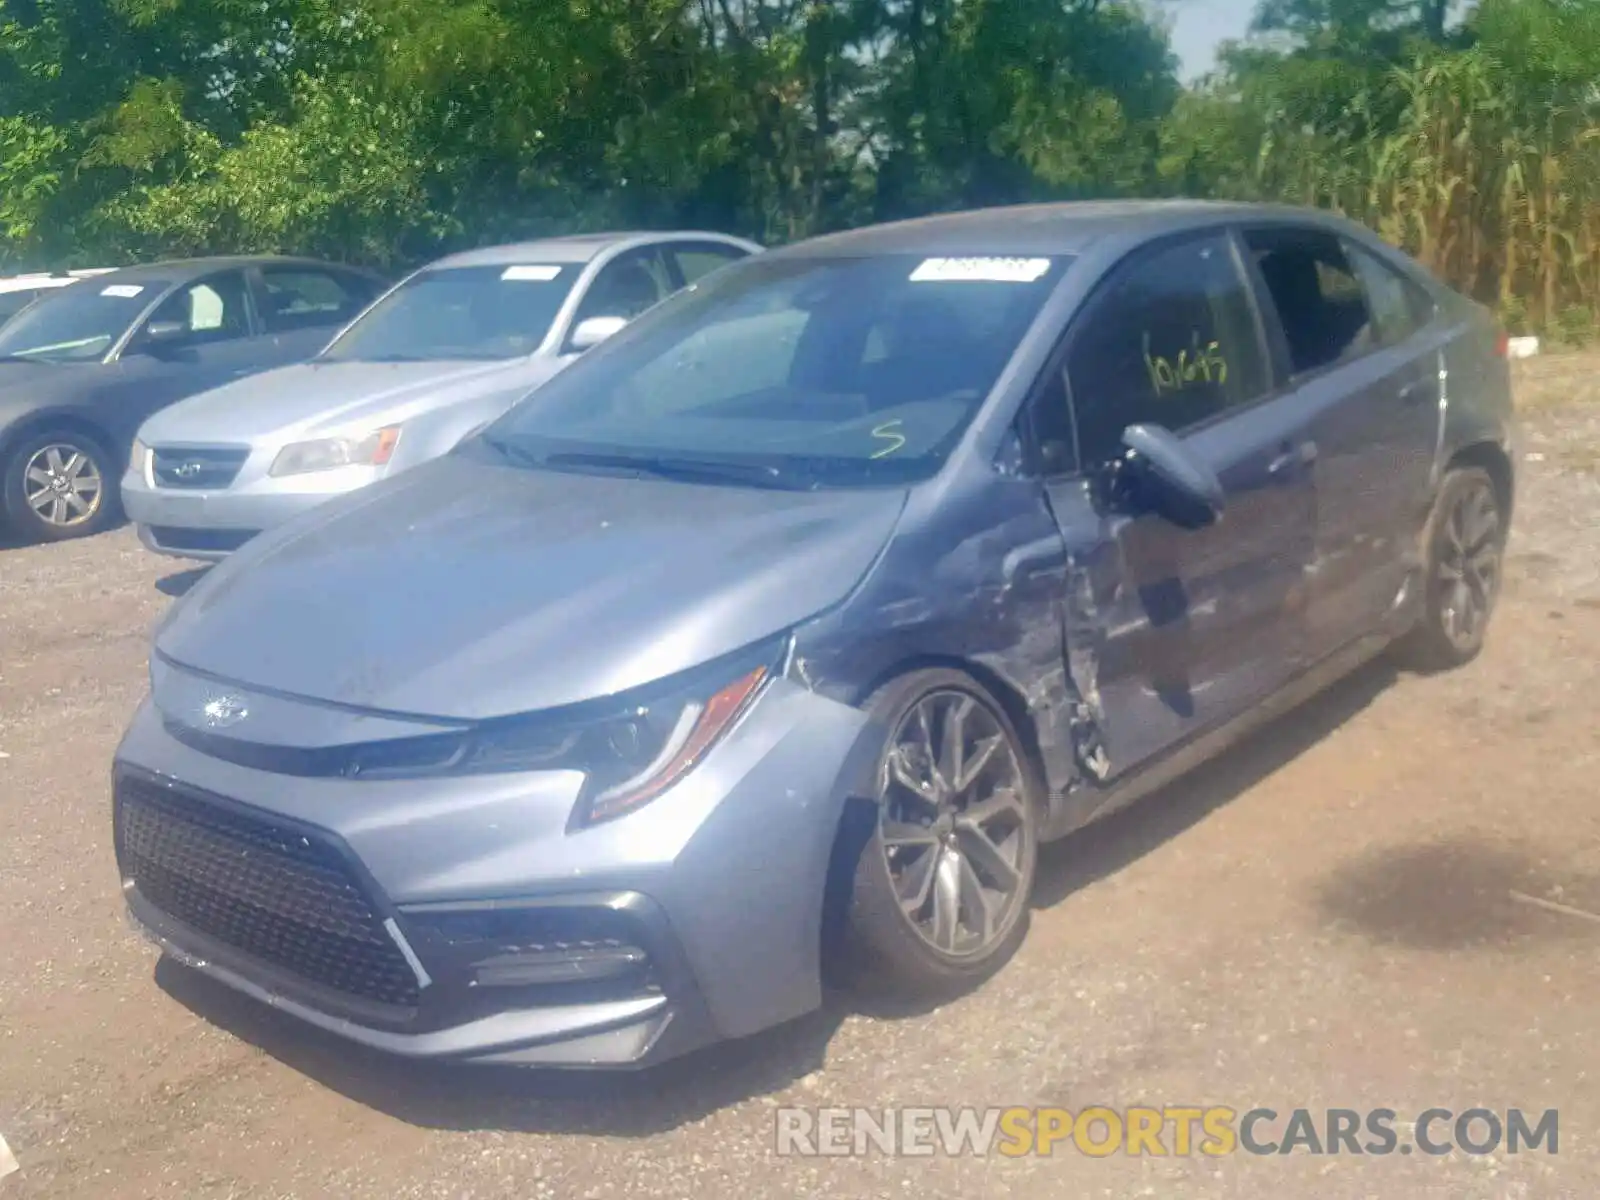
[541,450,797,490]
[0,354,53,364]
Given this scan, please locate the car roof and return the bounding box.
[84,255,384,288]
[423,231,755,270]
[0,274,81,294]
[766,200,1364,259]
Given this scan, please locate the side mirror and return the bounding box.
[1117,423,1225,527]
[568,315,628,352]
[134,319,188,354]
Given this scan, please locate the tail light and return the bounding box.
[1493,330,1509,358]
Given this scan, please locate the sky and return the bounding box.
[1162,0,1259,81]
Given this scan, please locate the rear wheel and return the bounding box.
[842,669,1039,995]
[2,429,118,543]
[1396,466,1505,670]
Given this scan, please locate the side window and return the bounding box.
[570,248,675,335]
[1345,243,1435,347]
[670,243,749,285]
[1064,234,1271,470]
[145,271,252,347]
[0,289,41,324]
[1244,228,1375,375]
[258,268,369,333]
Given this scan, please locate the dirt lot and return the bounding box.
[3,355,1600,1199]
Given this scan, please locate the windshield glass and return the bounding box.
[481,252,1068,487]
[0,281,164,362]
[320,264,578,362]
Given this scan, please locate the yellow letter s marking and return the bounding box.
[870,419,907,459]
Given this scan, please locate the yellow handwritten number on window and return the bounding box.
[1143,330,1229,395]
[871,420,907,459]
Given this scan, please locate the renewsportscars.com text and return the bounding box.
[774,1106,1559,1158]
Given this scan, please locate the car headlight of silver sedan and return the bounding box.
[269,426,401,477]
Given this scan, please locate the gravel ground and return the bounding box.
[2,355,1600,1199]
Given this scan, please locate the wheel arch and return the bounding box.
[0,409,122,470]
[843,653,1050,793]
[1444,438,1514,528]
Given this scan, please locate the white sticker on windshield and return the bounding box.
[100,284,144,298]
[501,265,563,282]
[910,257,1051,284]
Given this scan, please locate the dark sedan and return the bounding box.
[0,255,387,543]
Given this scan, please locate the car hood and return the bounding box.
[134,358,560,445]
[155,454,907,720]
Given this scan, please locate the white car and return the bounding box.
[0,269,116,325]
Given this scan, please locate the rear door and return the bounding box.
[1240,225,1442,660]
[1033,230,1318,777]
[251,264,383,362]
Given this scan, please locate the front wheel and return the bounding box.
[842,669,1040,996]
[2,429,118,543]
[1395,466,1505,671]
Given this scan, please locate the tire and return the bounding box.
[1394,466,1505,671]
[840,668,1041,996]
[1,428,120,544]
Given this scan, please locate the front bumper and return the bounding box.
[120,464,379,562]
[112,678,878,1068]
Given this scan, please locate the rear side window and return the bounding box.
[1346,243,1435,347]
[1244,228,1376,375]
[259,267,370,333]
[1064,234,1271,470]
[670,243,750,285]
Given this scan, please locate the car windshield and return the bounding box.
[480,252,1068,488]
[0,281,164,363]
[319,263,579,362]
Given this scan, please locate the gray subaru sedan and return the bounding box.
[113,201,1514,1069]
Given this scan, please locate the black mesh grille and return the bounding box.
[116,776,420,1010]
[151,446,249,489]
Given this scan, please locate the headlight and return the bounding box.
[130,438,151,477]
[269,426,401,477]
[342,639,783,828]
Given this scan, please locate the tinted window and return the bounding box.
[1245,228,1375,375]
[485,253,1068,488]
[1346,243,1434,347]
[671,243,749,285]
[258,267,370,333]
[0,289,43,324]
[320,264,577,362]
[570,248,676,335]
[145,271,253,347]
[0,279,171,362]
[1065,235,1270,469]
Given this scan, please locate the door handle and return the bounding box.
[1268,440,1318,477]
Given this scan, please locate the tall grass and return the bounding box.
[1233,0,1600,339]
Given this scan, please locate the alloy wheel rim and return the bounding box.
[22,443,104,527]
[1437,480,1501,651]
[878,689,1031,958]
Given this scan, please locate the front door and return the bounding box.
[1033,230,1318,779]
[1240,226,1444,661]
[103,270,267,446]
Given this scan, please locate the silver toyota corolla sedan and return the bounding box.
[113,201,1514,1070]
[120,231,760,559]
